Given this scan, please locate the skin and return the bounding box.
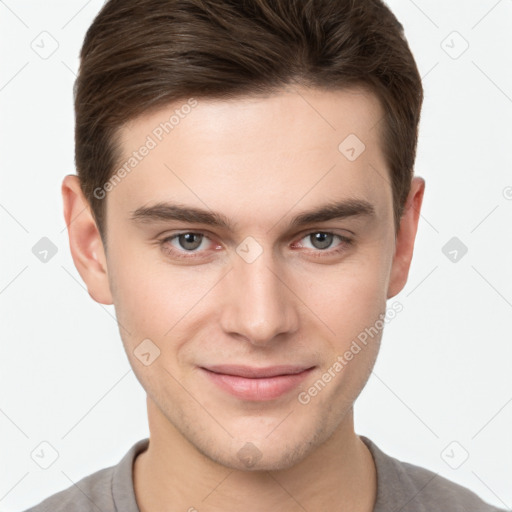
[62,86,425,512]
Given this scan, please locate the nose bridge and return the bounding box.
[219,243,298,345]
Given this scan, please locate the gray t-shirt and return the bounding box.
[22,436,507,512]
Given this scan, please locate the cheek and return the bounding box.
[107,244,222,342]
[299,259,388,406]
[297,250,390,341]
[107,243,173,337]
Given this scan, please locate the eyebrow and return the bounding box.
[129,198,376,230]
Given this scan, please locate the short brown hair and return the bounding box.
[74,0,423,240]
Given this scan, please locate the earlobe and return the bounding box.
[62,174,113,305]
[387,176,425,299]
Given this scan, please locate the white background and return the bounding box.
[1,1,511,510]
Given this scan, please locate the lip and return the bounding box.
[200,365,315,401]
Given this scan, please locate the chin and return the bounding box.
[205,442,311,472]
[194,421,329,472]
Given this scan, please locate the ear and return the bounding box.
[387,176,425,299]
[62,174,113,305]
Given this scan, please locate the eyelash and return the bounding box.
[159,231,353,260]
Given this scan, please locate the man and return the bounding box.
[23,0,506,510]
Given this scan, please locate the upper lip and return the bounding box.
[201,365,314,378]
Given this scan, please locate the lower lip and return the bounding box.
[201,367,314,401]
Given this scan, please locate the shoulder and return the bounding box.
[21,438,149,512]
[360,436,508,512]
[21,465,115,512]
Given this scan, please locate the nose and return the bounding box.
[219,248,299,347]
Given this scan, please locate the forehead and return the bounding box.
[118,85,384,158]
[109,86,391,230]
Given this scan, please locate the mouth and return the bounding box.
[199,364,315,401]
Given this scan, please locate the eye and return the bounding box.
[173,232,205,251]
[293,231,353,255]
[305,232,336,250]
[160,230,353,261]
[160,232,219,259]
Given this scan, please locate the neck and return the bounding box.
[134,398,377,512]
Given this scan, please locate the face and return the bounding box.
[66,86,423,471]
